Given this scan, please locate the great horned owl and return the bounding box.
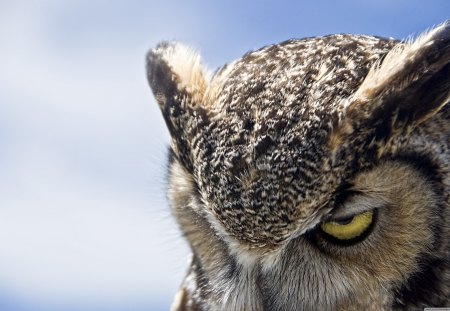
[147,21,450,310]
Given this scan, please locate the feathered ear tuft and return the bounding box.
[348,21,450,125]
[146,42,211,170]
[333,21,450,160]
[147,42,211,107]
[354,21,449,101]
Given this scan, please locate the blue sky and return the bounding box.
[0,1,448,310]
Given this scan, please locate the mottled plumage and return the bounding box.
[147,21,450,310]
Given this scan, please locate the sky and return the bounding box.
[0,1,448,310]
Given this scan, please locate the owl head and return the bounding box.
[147,22,450,310]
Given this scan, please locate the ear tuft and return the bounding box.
[146,42,211,106]
[146,42,212,171]
[344,20,449,131]
[352,20,450,106]
[334,21,449,162]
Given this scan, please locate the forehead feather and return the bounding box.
[193,35,397,248]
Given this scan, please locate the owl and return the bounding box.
[147,21,450,310]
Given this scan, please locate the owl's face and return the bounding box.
[147,22,450,310]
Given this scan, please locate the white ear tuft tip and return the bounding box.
[155,42,211,97]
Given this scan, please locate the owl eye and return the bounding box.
[320,210,374,241]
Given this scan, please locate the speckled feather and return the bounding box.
[201,35,404,248]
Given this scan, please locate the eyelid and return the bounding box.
[326,194,386,221]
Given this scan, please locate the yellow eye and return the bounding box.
[320,211,374,241]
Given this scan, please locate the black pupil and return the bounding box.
[334,215,355,225]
